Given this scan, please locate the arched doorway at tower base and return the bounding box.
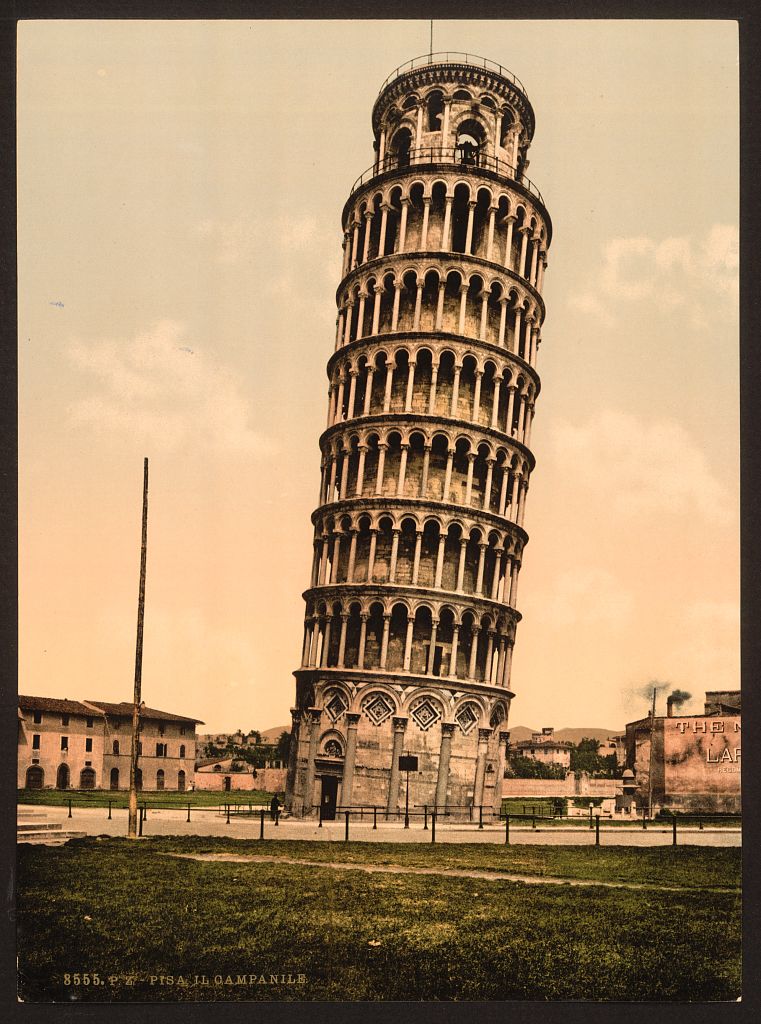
[319,776,339,820]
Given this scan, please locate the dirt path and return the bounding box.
[161,851,736,894]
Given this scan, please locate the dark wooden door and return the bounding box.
[320,776,339,820]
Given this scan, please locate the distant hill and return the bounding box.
[260,725,290,743]
[508,726,622,744]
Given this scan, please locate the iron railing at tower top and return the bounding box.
[348,146,546,207]
[377,52,528,98]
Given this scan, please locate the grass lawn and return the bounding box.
[17,789,280,809]
[17,837,740,1002]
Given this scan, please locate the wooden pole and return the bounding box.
[647,686,657,820]
[128,458,149,839]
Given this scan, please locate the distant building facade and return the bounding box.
[511,727,572,768]
[18,695,202,792]
[599,734,626,767]
[624,691,740,814]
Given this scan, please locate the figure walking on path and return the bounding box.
[270,794,281,822]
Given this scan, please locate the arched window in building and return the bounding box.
[56,764,70,790]
[427,90,444,132]
[110,767,119,790]
[25,765,44,789]
[156,769,165,791]
[390,127,412,168]
[456,119,486,167]
[79,767,96,790]
[177,770,186,792]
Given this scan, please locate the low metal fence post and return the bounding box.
[505,814,510,845]
[187,802,191,823]
[431,811,436,844]
[673,817,677,846]
[318,802,323,827]
[373,806,377,830]
[478,805,483,830]
[107,801,112,820]
[68,799,72,819]
[595,814,600,846]
[138,805,144,837]
[226,804,231,825]
[424,805,428,830]
[345,811,350,842]
[259,808,265,840]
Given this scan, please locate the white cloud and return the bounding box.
[550,410,732,525]
[540,567,634,628]
[68,320,273,456]
[194,218,249,265]
[600,236,655,300]
[571,224,738,324]
[276,213,318,251]
[568,291,616,327]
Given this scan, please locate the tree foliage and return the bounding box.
[276,731,291,762]
[505,756,566,780]
[570,738,620,778]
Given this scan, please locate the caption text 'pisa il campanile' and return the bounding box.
[285,52,551,821]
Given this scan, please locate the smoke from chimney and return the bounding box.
[666,689,692,717]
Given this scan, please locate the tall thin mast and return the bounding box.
[128,458,149,839]
[647,686,657,819]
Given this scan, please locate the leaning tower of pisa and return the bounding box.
[285,53,551,820]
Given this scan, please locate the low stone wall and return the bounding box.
[502,777,620,798]
[193,768,286,793]
[256,768,287,793]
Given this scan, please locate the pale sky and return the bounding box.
[18,19,739,734]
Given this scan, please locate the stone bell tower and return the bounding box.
[286,53,552,820]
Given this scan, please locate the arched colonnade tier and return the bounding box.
[299,594,518,687]
[371,59,536,172]
[334,261,544,356]
[340,178,549,289]
[300,679,512,743]
[317,428,533,525]
[325,345,539,437]
[307,509,525,602]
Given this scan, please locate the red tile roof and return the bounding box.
[18,695,202,725]
[18,695,104,716]
[85,700,203,725]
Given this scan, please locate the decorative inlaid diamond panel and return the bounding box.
[456,703,479,735]
[490,704,506,729]
[325,692,348,722]
[362,692,395,725]
[410,698,442,731]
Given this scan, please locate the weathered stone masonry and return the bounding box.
[286,53,552,820]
